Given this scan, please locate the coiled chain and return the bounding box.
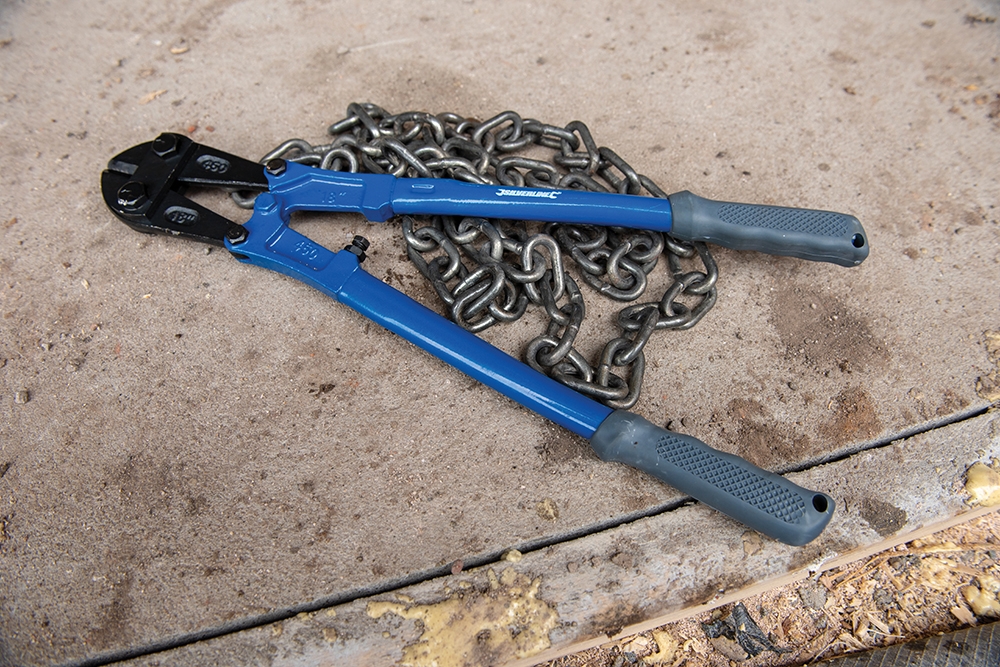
[242,103,719,409]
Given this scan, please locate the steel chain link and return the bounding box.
[238,103,719,409]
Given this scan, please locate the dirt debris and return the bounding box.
[976,330,1000,402]
[369,568,559,667]
[537,511,1000,667]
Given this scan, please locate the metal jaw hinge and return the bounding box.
[101,132,268,247]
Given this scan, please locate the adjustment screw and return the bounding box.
[117,181,148,210]
[345,235,370,262]
[225,225,247,244]
[152,134,179,157]
[264,158,287,176]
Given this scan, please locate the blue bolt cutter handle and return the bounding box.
[101,133,836,545]
[268,162,868,267]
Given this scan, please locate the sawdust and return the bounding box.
[966,461,1000,507]
[538,511,1000,667]
[642,629,679,665]
[138,89,167,105]
[368,568,558,667]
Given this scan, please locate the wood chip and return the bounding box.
[950,604,976,625]
[837,632,867,651]
[866,612,892,636]
[139,89,167,105]
[170,45,189,55]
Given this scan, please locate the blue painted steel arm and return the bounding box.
[266,161,868,267]
[226,176,834,545]
[231,190,612,438]
[264,161,675,230]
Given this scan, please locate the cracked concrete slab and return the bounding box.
[115,411,1000,666]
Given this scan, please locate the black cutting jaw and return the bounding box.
[100,133,269,246]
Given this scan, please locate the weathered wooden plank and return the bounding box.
[118,410,999,666]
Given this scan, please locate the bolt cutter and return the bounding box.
[101,132,856,545]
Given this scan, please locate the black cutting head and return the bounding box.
[101,133,269,246]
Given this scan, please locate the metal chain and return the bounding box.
[238,103,719,409]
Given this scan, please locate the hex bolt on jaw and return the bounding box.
[265,158,287,177]
[225,225,248,245]
[116,181,148,210]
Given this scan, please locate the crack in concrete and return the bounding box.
[61,404,994,667]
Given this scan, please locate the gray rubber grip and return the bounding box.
[668,190,868,267]
[590,411,834,545]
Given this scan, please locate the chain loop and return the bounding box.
[247,104,720,409]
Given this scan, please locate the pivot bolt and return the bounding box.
[225,225,248,244]
[345,235,370,262]
[152,133,179,157]
[117,181,148,210]
[264,158,287,177]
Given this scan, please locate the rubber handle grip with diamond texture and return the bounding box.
[668,190,868,267]
[590,410,834,545]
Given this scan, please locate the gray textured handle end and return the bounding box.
[669,190,868,267]
[590,411,834,546]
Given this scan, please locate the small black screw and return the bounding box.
[264,158,287,176]
[152,134,179,157]
[117,181,147,210]
[345,235,370,262]
[225,225,247,244]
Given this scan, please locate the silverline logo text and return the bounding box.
[495,188,561,199]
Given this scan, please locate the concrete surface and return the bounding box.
[114,410,1000,667]
[0,0,998,665]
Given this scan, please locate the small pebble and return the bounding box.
[798,582,827,610]
[14,389,30,404]
[873,585,895,611]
